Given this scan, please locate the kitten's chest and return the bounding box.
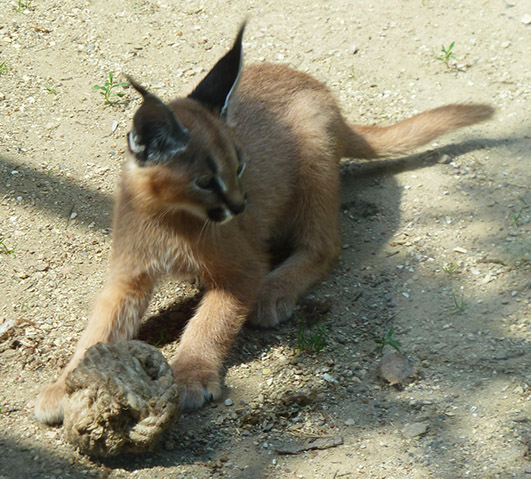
[152,232,212,282]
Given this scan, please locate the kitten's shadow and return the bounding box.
[137,296,200,346]
[137,292,291,361]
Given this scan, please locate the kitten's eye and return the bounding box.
[194,177,216,191]
[237,163,246,178]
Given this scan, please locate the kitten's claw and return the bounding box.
[172,360,222,411]
[177,379,222,410]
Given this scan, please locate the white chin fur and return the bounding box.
[178,205,233,224]
[217,211,234,225]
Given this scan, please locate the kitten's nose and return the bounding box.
[228,199,246,215]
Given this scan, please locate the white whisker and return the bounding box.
[198,218,211,244]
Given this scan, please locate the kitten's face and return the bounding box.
[186,144,247,224]
[126,114,247,224]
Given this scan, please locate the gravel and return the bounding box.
[1,1,530,478]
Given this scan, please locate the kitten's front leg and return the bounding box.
[172,286,255,410]
[34,272,154,425]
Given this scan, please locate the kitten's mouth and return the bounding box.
[207,200,246,224]
[207,207,233,224]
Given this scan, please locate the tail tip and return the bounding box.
[470,103,495,122]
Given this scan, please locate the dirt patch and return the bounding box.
[1,1,530,478]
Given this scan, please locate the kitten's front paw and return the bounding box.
[171,360,222,411]
[250,287,296,328]
[34,381,66,425]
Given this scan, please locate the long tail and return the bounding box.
[342,104,494,159]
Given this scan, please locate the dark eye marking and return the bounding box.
[194,176,218,192]
[205,156,218,174]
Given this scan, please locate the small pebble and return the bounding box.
[224,398,234,407]
[401,422,429,438]
[513,385,524,395]
[322,373,337,383]
[34,262,49,272]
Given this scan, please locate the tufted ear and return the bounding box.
[127,76,190,164]
[188,23,245,118]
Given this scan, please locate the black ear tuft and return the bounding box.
[127,75,150,98]
[188,22,245,117]
[127,77,190,164]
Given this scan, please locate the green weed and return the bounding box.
[511,198,529,227]
[15,0,33,12]
[296,318,327,354]
[435,42,456,69]
[442,262,459,275]
[0,61,7,75]
[374,327,402,353]
[446,290,466,314]
[153,330,169,347]
[44,85,57,95]
[0,237,16,257]
[91,72,128,105]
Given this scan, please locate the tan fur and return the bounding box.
[34,58,493,425]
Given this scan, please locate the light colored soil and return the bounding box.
[1,1,530,478]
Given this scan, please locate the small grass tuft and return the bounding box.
[153,330,169,347]
[374,327,402,353]
[92,72,128,105]
[446,290,467,314]
[0,61,7,75]
[296,318,327,354]
[44,85,57,95]
[0,237,16,257]
[442,262,459,275]
[14,0,33,12]
[435,42,456,69]
[511,198,529,227]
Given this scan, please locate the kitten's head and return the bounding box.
[125,24,247,224]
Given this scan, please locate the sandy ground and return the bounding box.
[1,1,530,478]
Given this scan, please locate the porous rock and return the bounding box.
[378,351,418,386]
[63,340,179,457]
